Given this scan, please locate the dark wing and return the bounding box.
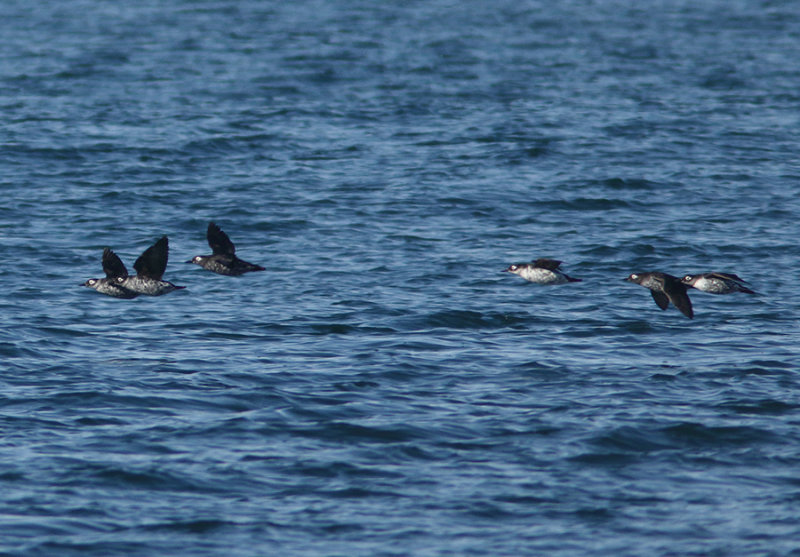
[134,236,169,279]
[709,272,748,283]
[532,258,562,271]
[102,248,128,278]
[663,277,694,319]
[650,289,670,310]
[207,222,235,256]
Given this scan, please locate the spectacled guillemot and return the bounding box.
[681,272,755,295]
[187,222,265,276]
[503,258,582,285]
[624,272,693,319]
[82,247,139,299]
[115,236,185,296]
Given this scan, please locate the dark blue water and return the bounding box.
[2,1,800,555]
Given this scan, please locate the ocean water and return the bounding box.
[2,1,800,555]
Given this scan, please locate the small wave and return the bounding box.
[309,323,360,335]
[408,309,526,331]
[583,425,673,455]
[717,398,797,416]
[662,422,780,447]
[601,177,657,190]
[536,198,638,211]
[699,66,747,90]
[0,341,40,358]
[579,420,780,464]
[292,421,426,444]
[513,360,571,376]
[141,519,231,533]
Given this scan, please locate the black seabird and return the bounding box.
[503,258,582,285]
[624,272,693,319]
[187,222,265,276]
[82,247,139,299]
[681,272,755,295]
[116,236,185,296]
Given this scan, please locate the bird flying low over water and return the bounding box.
[82,247,139,298]
[187,222,265,276]
[503,258,582,285]
[681,272,755,295]
[624,271,693,319]
[83,236,185,297]
[117,236,185,296]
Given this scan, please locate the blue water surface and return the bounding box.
[2,1,800,555]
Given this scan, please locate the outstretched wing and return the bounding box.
[709,272,748,284]
[102,248,129,279]
[207,222,236,256]
[134,236,169,279]
[650,289,670,310]
[663,277,694,319]
[532,258,562,271]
